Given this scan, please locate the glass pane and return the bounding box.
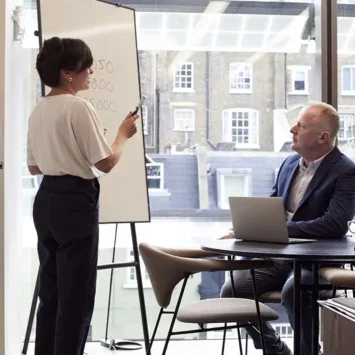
[147,179,161,189]
[224,175,245,198]
[343,68,351,91]
[294,71,305,81]
[338,3,355,151]
[294,80,305,91]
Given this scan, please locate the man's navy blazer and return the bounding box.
[271,146,355,239]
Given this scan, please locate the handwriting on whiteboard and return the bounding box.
[82,59,116,112]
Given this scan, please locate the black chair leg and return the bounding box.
[350,265,355,298]
[245,332,249,355]
[221,323,227,355]
[162,277,188,355]
[250,269,266,355]
[149,307,164,353]
[332,286,337,298]
[237,324,244,355]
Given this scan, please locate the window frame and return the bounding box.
[173,62,195,93]
[229,62,253,94]
[141,105,148,135]
[124,249,151,288]
[216,168,252,209]
[222,108,260,149]
[341,66,355,95]
[173,108,195,131]
[288,66,310,95]
[339,114,355,140]
[146,162,164,191]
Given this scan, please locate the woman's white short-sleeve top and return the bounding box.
[27,94,112,179]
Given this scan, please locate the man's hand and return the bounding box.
[216,232,234,259]
[218,232,234,240]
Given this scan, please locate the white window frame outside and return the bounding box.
[339,114,355,140]
[275,324,294,338]
[124,249,151,288]
[173,62,194,93]
[146,163,164,191]
[173,109,195,131]
[229,62,253,94]
[216,168,252,209]
[141,105,148,135]
[341,66,355,95]
[222,109,260,149]
[288,66,310,95]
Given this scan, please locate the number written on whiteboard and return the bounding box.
[90,78,114,91]
[83,98,117,112]
[92,59,114,73]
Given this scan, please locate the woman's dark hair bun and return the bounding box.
[41,37,63,57]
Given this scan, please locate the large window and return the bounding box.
[22,0,321,347]
[222,109,259,149]
[338,4,355,155]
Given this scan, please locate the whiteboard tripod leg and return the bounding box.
[22,268,40,355]
[99,223,150,354]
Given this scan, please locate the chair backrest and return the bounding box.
[139,242,271,308]
[139,242,191,308]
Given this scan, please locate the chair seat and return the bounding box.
[319,268,355,288]
[177,298,279,324]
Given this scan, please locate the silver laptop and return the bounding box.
[228,196,317,244]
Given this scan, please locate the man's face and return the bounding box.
[290,107,326,155]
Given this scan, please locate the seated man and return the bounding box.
[220,102,355,355]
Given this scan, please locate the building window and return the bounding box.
[288,66,309,94]
[229,63,252,93]
[125,249,150,287]
[275,324,294,338]
[146,163,164,190]
[173,62,194,92]
[222,109,259,149]
[216,168,252,209]
[342,66,355,94]
[174,109,195,131]
[142,105,148,135]
[339,114,355,140]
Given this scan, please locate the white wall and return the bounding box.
[1,1,35,354]
[0,0,6,353]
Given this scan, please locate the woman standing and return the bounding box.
[27,37,138,355]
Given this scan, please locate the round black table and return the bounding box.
[201,238,355,355]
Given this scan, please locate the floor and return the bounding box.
[26,338,294,355]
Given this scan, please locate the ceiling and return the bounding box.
[21,6,355,54]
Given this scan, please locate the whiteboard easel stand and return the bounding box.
[21,223,150,355]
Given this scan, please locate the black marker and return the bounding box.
[131,96,146,115]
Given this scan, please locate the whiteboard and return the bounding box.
[38,0,150,223]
